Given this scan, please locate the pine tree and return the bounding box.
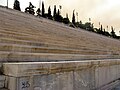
[13,0,21,11]
[72,10,75,25]
[42,1,45,17]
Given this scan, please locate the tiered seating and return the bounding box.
[0,6,120,62]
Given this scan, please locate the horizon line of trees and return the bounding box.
[13,0,120,39]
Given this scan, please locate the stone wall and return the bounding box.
[2,59,120,90]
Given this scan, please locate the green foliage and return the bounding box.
[23,1,120,39]
[53,5,57,19]
[36,8,41,16]
[42,1,45,17]
[100,25,103,32]
[63,13,70,24]
[83,22,94,32]
[72,10,75,25]
[48,6,51,16]
[25,2,35,15]
[63,18,70,24]
[111,26,117,38]
[13,0,21,11]
[54,9,63,22]
[47,6,52,19]
[104,30,111,36]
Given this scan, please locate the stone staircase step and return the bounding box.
[0,26,120,55]
[0,43,115,55]
[0,51,119,62]
[0,6,120,59]
[0,37,114,53]
[0,37,90,50]
[0,32,90,50]
[0,25,120,55]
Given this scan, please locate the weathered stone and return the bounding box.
[0,6,119,62]
[1,60,120,90]
[0,5,120,90]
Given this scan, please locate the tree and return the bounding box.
[63,13,70,24]
[13,0,21,11]
[59,5,62,15]
[100,25,103,31]
[111,26,116,38]
[36,8,41,16]
[53,5,57,19]
[54,9,63,22]
[47,6,52,19]
[57,9,60,16]
[100,25,104,34]
[72,10,75,25]
[42,1,45,17]
[104,29,110,37]
[77,20,84,29]
[25,2,35,15]
[48,6,51,16]
[83,22,94,32]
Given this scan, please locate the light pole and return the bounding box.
[59,5,62,15]
[39,0,41,9]
[7,0,8,8]
[76,12,78,22]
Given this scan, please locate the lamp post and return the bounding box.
[76,12,78,22]
[39,0,41,9]
[7,0,8,8]
[59,5,62,15]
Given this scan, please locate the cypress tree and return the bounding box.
[53,5,57,19]
[42,1,45,17]
[72,10,75,25]
[13,0,21,11]
[111,26,116,38]
[100,25,103,31]
[48,6,51,16]
[57,9,60,16]
[63,13,70,24]
[48,6,52,19]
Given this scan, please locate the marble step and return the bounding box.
[0,28,118,53]
[0,51,119,62]
[0,43,114,55]
[0,6,120,56]
[0,37,115,54]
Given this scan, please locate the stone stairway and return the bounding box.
[0,6,120,90]
[0,6,119,62]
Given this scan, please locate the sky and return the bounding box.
[0,0,120,35]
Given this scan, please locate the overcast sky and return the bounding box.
[0,0,120,35]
